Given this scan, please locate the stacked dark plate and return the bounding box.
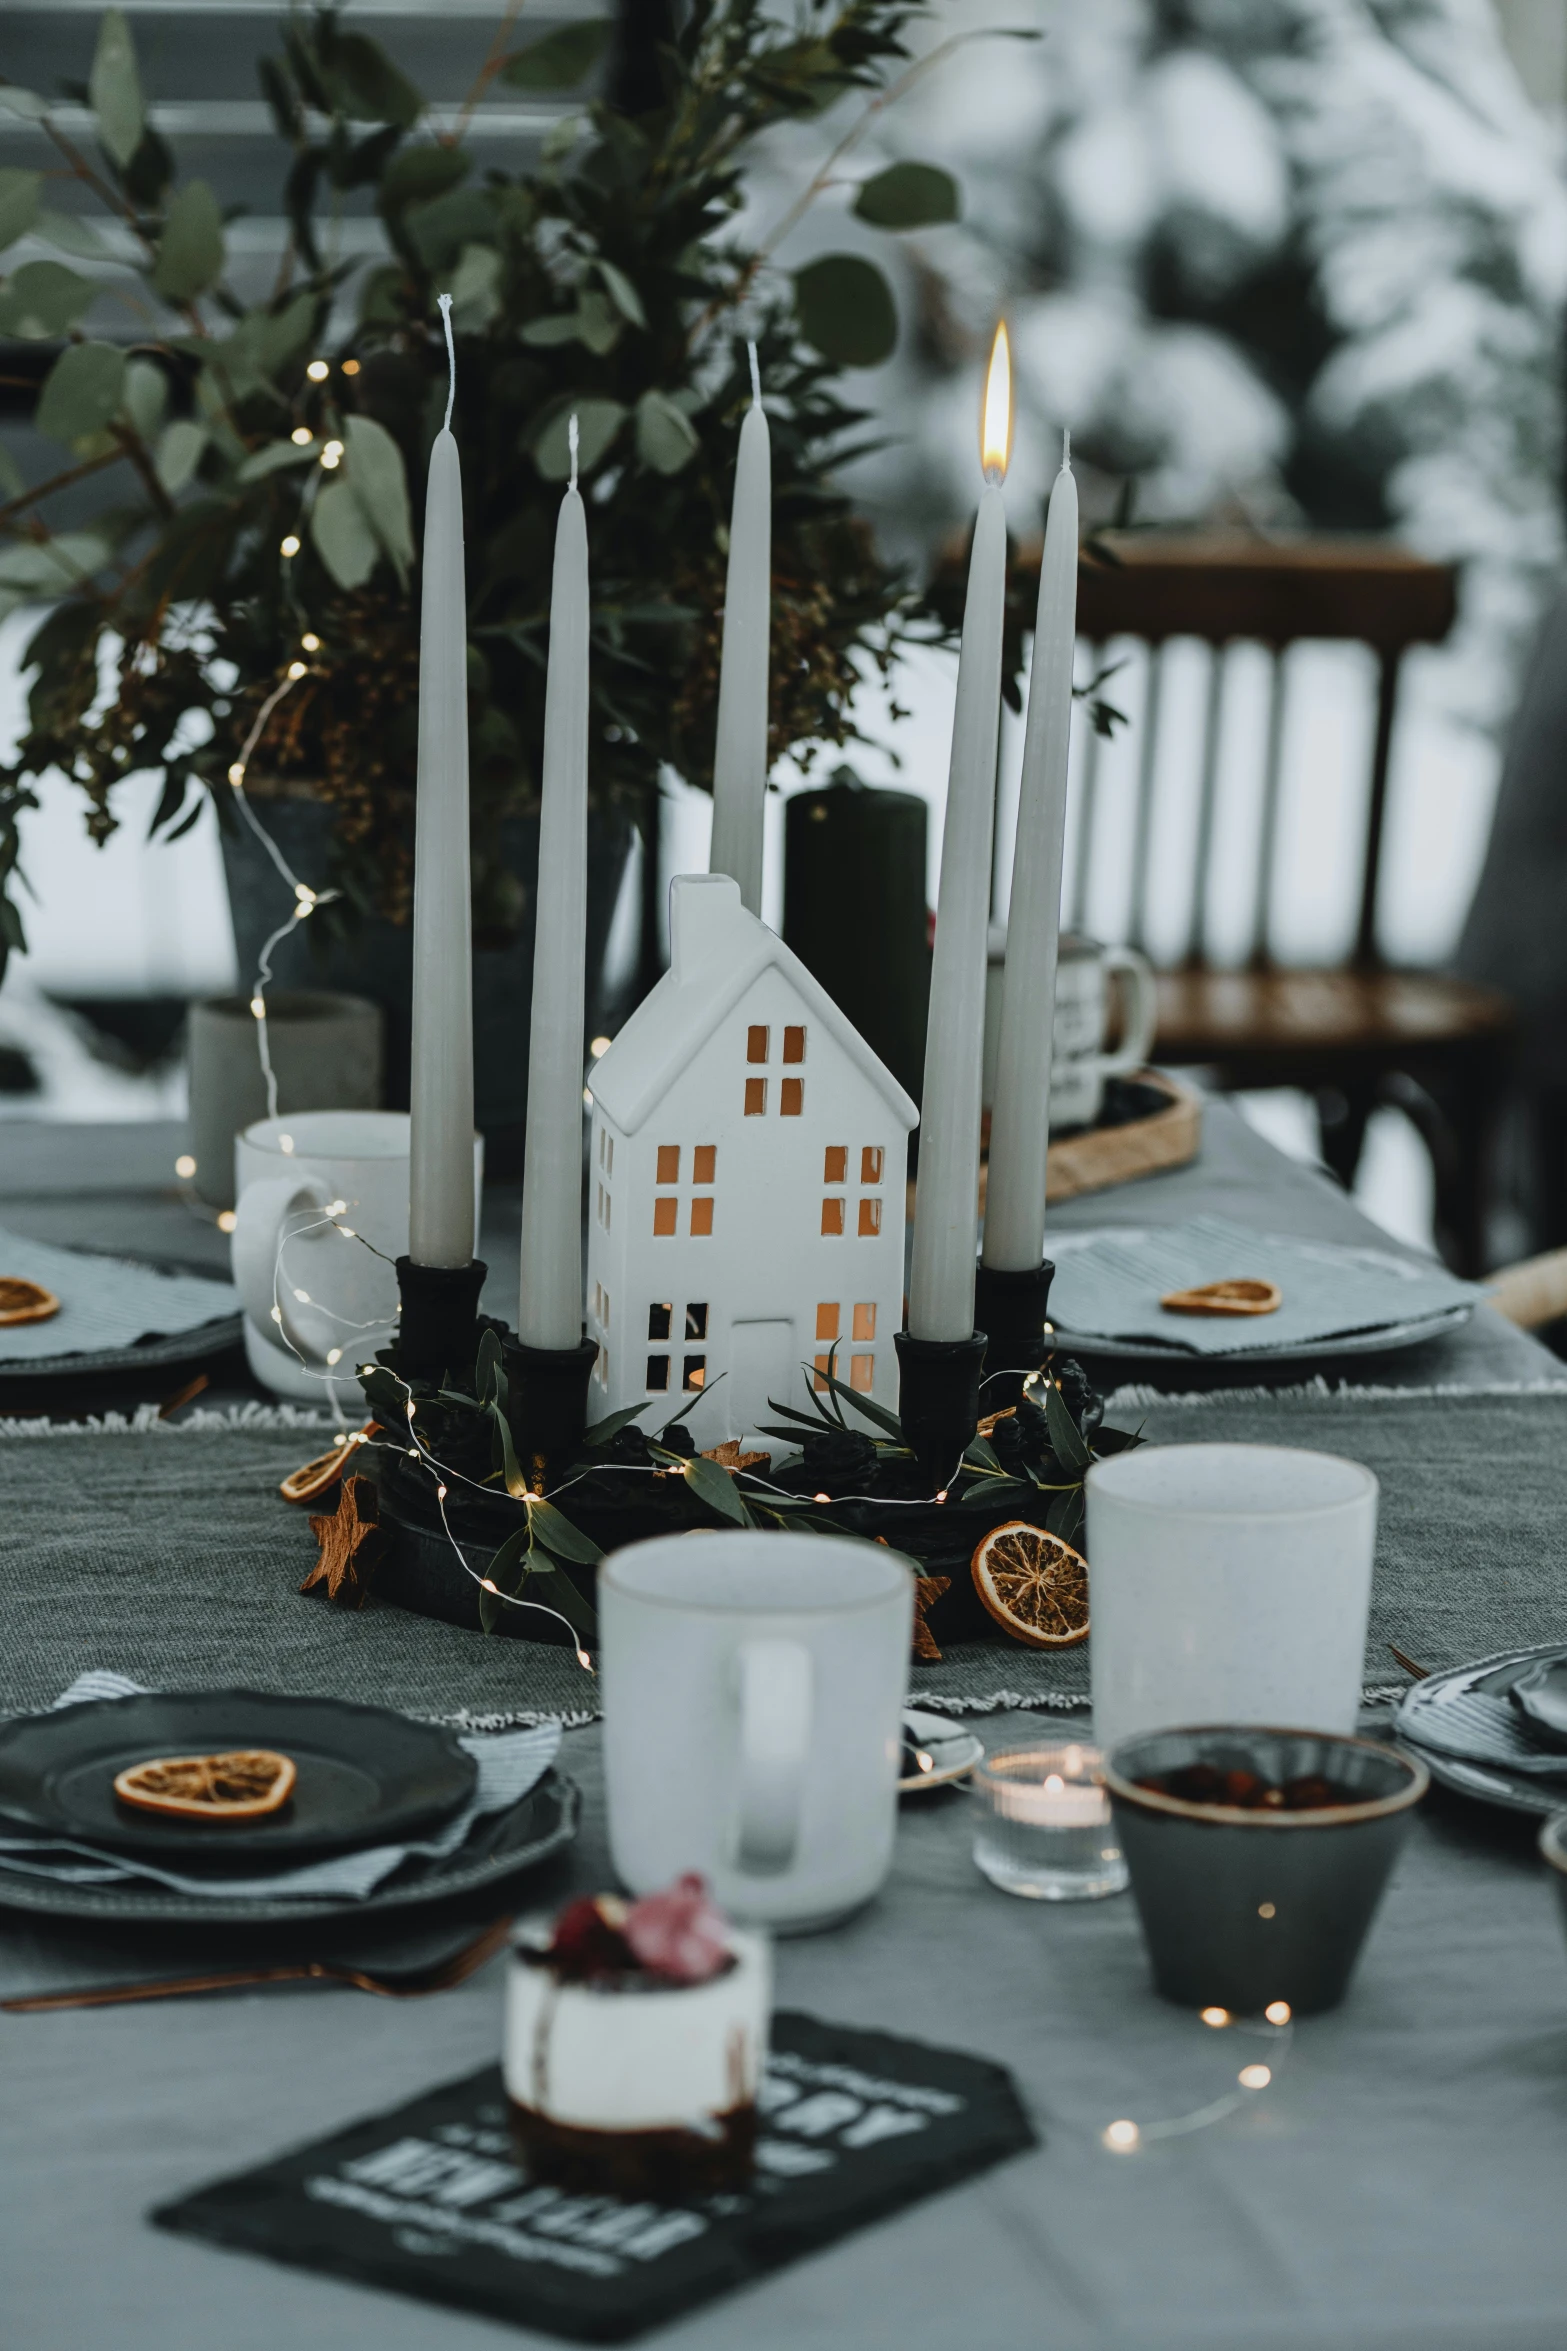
[0,1689,576,1928]
[1395,1646,1567,1818]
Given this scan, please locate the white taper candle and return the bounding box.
[708,343,771,917]
[983,433,1078,1271]
[407,295,476,1269]
[518,415,591,1349]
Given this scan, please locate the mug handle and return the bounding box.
[1096,946,1159,1081]
[231,1173,333,1362]
[733,1637,813,1875]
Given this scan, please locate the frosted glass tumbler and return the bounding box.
[1085,1444,1378,1753]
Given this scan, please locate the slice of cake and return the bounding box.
[504,1873,770,2196]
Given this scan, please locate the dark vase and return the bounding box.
[220,794,649,1175]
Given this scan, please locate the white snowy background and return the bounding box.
[6,0,1567,1259]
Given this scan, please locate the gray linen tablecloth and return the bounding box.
[3,1104,1567,2350]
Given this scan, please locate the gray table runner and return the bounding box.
[3,1387,1566,1725]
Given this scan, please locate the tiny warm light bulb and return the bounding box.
[582,1086,593,1106]
[337,1224,355,1238]
[1258,1901,1276,1919]
[1264,2001,1291,2026]
[1201,2007,1230,2028]
[327,1198,346,1214]
[301,631,321,652]
[915,1749,935,1774]
[320,439,344,469]
[589,1035,611,1058]
[278,1133,295,1154]
[1044,1773,1065,1795]
[1103,2119,1140,2153]
[935,1489,949,1504]
[292,1287,311,1304]
[980,318,1012,483]
[1238,2064,1272,2091]
[437,1483,448,1501]
[269,1305,283,1324]
[326,1346,343,1365]
[249,995,266,1019]
[280,534,301,558]
[340,357,360,376]
[217,1209,237,1234]
[813,1491,831,1504]
[290,426,313,447]
[287,660,307,681]
[227,761,245,785]
[294,882,316,905]
[306,358,330,382]
[576,1646,592,1670]
[174,1153,196,1179]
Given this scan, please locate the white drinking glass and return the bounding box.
[231,1109,482,1407]
[599,1531,913,1932]
[1085,1443,1378,1753]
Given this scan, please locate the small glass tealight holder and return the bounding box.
[972,1743,1129,1902]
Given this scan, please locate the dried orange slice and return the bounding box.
[113,1749,297,1823]
[971,1521,1090,1649]
[1160,1279,1281,1317]
[0,1277,59,1327]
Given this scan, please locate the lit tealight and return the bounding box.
[1264,2000,1291,2026]
[290,425,313,447]
[1103,2119,1141,2153]
[589,1035,611,1058]
[1201,2007,1230,2028]
[320,439,344,469]
[301,632,321,652]
[217,1210,237,1234]
[306,358,330,382]
[1238,2065,1272,2091]
[174,1153,197,1179]
[280,534,301,558]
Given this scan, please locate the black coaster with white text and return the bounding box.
[152,2011,1036,2342]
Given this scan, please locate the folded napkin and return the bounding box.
[1048,1216,1479,1357]
[1399,1660,1567,1781]
[0,1673,561,1901]
[0,1224,238,1361]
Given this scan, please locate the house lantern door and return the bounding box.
[729,1318,796,1456]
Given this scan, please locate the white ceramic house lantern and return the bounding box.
[586,873,918,1459]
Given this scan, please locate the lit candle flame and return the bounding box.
[980,319,1012,483]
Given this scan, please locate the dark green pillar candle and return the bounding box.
[783,770,930,1110]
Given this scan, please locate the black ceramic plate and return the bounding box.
[1510,1654,1567,1746]
[0,1770,578,1926]
[1396,1646,1567,1819]
[0,1691,477,1861]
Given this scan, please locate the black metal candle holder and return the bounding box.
[974,1260,1056,1410]
[393,1256,488,1385]
[894,1328,988,1494]
[505,1333,601,1490]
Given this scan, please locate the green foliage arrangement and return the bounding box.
[0,0,975,975]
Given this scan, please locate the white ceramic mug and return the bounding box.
[1085,1443,1378,1754]
[982,929,1158,1128]
[231,1109,482,1407]
[599,1531,913,1932]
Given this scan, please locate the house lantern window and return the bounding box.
[852,1301,876,1341]
[783,1026,805,1063]
[683,1356,706,1390]
[653,1197,677,1235]
[693,1144,716,1183]
[744,1078,766,1116]
[824,1146,847,1183]
[816,1302,840,1340]
[648,1303,672,1340]
[781,1079,803,1116]
[657,1144,680,1183]
[690,1197,714,1235]
[686,1303,708,1339]
[858,1197,882,1236]
[861,1145,883,1183]
[821,1198,845,1236]
[747,1026,769,1063]
[646,1354,670,1391]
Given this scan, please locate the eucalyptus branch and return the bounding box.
[109,421,176,523]
[448,0,530,145]
[0,445,131,530]
[40,113,155,258]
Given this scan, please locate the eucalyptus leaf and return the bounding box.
[582,1401,648,1447]
[255,290,316,378]
[478,1522,533,1636]
[635,387,700,475]
[532,397,625,482]
[90,9,145,171]
[236,437,317,483]
[35,209,113,261]
[0,260,97,341]
[450,239,501,330]
[852,160,960,230]
[819,1365,903,1439]
[1044,1379,1092,1474]
[152,180,225,303]
[684,1451,748,1527]
[0,168,40,253]
[575,287,621,355]
[793,252,897,368]
[490,1398,529,1499]
[154,419,207,495]
[519,1552,597,1639]
[528,1497,603,1566]
[380,142,469,215]
[0,532,111,618]
[345,412,413,581]
[121,356,167,440]
[405,185,494,268]
[328,30,423,129]
[594,257,646,328]
[36,342,126,445]
[520,310,584,347]
[310,474,378,589]
[476,1326,503,1409]
[501,20,610,89]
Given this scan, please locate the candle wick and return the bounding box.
[1062,426,1072,472]
[747,339,762,409]
[437,293,456,435]
[568,410,579,493]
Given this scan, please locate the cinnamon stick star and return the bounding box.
[302,1473,383,1609]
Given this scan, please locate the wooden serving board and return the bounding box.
[910,1072,1203,1226]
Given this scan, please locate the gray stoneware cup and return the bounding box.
[1540,1815,1567,1953]
[1105,1726,1428,2015]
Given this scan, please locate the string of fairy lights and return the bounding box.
[1100,2001,1295,2153]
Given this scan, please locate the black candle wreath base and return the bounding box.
[359,1322,1139,1653]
